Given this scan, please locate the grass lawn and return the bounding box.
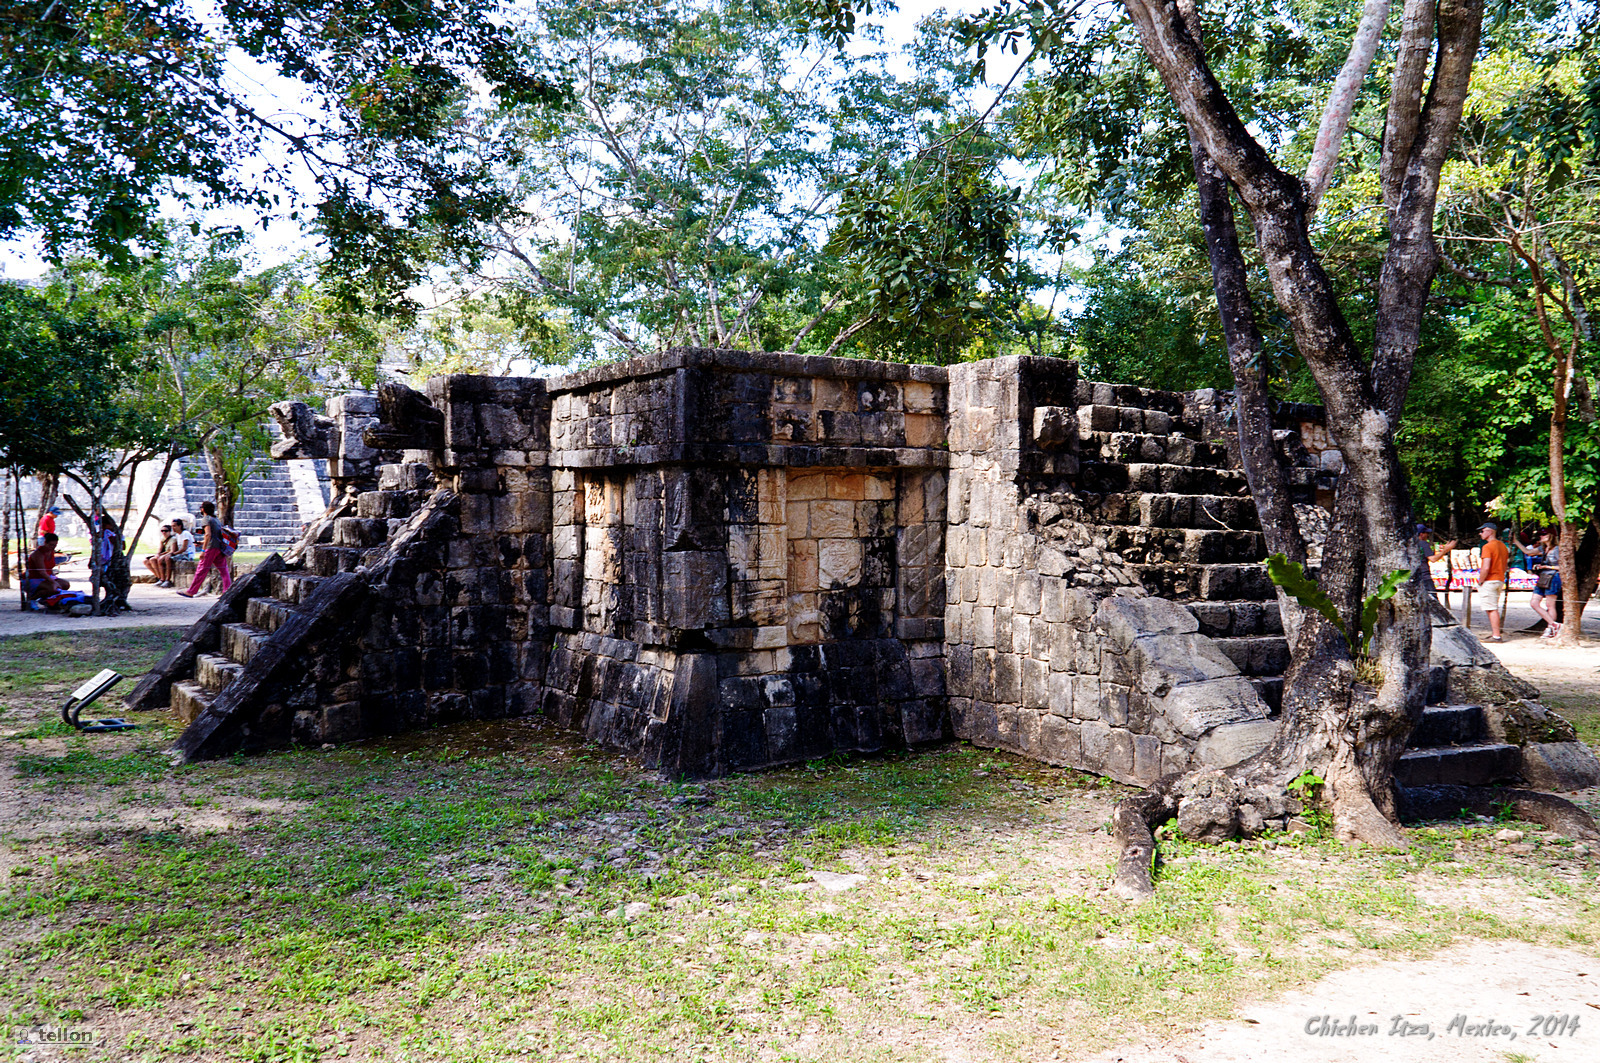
[2,630,1597,1062]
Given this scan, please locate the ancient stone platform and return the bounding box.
[125,350,1600,792]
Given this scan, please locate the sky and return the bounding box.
[0,0,1015,283]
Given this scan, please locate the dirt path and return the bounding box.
[0,554,211,637]
[1091,622,1600,1063]
[1088,940,1598,1062]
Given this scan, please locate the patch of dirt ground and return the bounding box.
[1086,940,1598,1061]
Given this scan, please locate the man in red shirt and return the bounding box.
[1477,522,1510,642]
[37,506,58,545]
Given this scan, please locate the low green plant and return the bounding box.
[1265,554,1410,666]
[1285,770,1334,833]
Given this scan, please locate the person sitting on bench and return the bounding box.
[23,533,70,599]
[144,523,177,587]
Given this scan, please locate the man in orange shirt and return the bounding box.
[1477,522,1510,642]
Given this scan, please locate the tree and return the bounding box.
[919,0,1600,892]
[12,232,370,610]
[0,0,559,311]
[455,0,1044,364]
[1434,29,1600,644]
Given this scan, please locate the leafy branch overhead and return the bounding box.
[0,0,563,312]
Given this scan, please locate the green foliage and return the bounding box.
[0,283,133,474]
[1067,250,1232,389]
[470,0,1058,364]
[0,0,559,310]
[1266,554,1411,660]
[827,142,1031,364]
[1265,553,1344,634]
[1358,568,1412,661]
[1285,770,1324,798]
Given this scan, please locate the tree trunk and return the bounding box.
[1119,0,1451,851]
[0,469,10,589]
[205,445,237,526]
[1176,2,1307,637]
[126,452,178,575]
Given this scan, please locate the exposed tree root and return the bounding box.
[1399,785,1600,841]
[1110,786,1178,903]
[1114,780,1599,904]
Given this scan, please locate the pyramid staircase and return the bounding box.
[176,457,309,545]
[1054,381,1521,788]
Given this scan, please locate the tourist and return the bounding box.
[1528,528,1563,639]
[36,505,59,546]
[170,518,194,563]
[177,501,232,598]
[144,524,176,586]
[1417,524,1455,590]
[1477,521,1509,642]
[22,532,69,599]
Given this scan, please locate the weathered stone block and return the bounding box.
[664,551,730,630]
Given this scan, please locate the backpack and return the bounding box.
[219,526,239,556]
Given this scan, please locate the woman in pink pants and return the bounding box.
[177,501,232,597]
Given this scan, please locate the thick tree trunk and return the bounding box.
[205,446,238,527]
[1176,1,1305,641]
[1119,0,1451,850]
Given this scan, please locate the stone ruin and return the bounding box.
[125,350,1599,792]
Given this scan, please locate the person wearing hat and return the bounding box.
[36,505,59,546]
[1477,521,1510,642]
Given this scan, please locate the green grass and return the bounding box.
[2,629,1597,1062]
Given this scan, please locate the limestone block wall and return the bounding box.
[156,345,1596,793]
[537,349,951,776]
[279,375,554,749]
[942,357,1273,787]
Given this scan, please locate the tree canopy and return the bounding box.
[0,0,560,311]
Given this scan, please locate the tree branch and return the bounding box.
[1381,0,1436,215]
[1305,0,1392,214]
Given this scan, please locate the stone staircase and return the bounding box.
[1061,381,1522,788]
[177,454,309,545]
[164,465,434,728]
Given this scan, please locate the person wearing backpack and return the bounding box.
[177,500,234,598]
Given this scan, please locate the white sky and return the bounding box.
[1,1,1016,282]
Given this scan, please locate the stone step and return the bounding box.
[357,490,417,520]
[1211,636,1291,677]
[195,652,243,694]
[1394,743,1520,788]
[309,544,367,577]
[1186,599,1283,638]
[170,679,214,725]
[1075,379,1189,415]
[1105,526,1267,566]
[220,622,271,666]
[334,516,389,548]
[1248,676,1284,714]
[378,463,435,492]
[1409,704,1488,748]
[1084,432,1230,469]
[245,596,297,633]
[1077,404,1182,438]
[1078,461,1249,497]
[1139,493,1260,532]
[1058,492,1261,532]
[271,571,327,604]
[1132,562,1275,602]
